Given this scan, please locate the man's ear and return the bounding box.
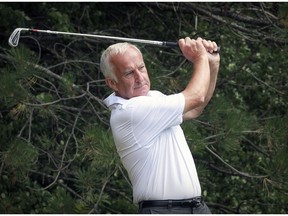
[105,78,118,92]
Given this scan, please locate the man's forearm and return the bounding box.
[193,62,219,109]
[203,63,219,102]
[182,56,210,114]
[179,37,220,120]
[183,62,219,120]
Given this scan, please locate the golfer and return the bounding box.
[100,37,220,214]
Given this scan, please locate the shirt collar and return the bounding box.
[103,91,155,110]
[103,92,128,109]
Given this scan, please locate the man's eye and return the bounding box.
[125,71,133,76]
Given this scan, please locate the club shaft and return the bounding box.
[17,28,178,47]
[9,28,220,52]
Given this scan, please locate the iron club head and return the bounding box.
[8,28,29,47]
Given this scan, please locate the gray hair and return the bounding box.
[100,42,142,82]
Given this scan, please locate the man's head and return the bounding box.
[100,43,150,99]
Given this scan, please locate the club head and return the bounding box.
[8,28,30,47]
[8,28,22,47]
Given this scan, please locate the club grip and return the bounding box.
[163,41,179,47]
[163,41,220,53]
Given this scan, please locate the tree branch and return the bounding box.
[205,145,268,179]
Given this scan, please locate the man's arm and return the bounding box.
[183,57,220,120]
[179,37,210,114]
[179,37,220,120]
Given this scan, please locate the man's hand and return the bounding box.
[201,39,218,54]
[201,39,220,72]
[178,37,208,63]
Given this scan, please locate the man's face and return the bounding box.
[106,46,151,99]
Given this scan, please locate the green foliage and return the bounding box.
[0,4,30,33]
[0,47,39,108]
[42,186,76,213]
[48,9,73,32]
[2,138,38,171]
[0,2,287,214]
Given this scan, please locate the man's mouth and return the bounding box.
[134,84,146,89]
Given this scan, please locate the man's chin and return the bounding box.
[134,86,149,97]
[133,92,148,97]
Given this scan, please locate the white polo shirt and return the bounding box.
[104,90,201,204]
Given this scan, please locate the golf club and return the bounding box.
[8,28,220,53]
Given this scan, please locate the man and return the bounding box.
[100,37,220,214]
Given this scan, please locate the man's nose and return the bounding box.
[134,70,144,82]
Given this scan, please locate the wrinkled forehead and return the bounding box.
[106,43,141,58]
[110,46,143,64]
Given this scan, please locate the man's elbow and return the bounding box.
[184,97,204,116]
[183,107,204,121]
[182,90,206,113]
[191,95,206,109]
[197,95,206,105]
